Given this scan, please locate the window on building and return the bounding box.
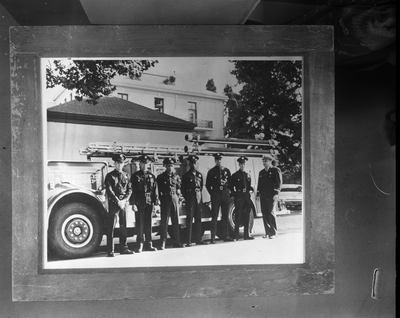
[188,101,197,124]
[154,98,164,112]
[118,93,129,100]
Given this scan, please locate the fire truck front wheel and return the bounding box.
[48,202,103,259]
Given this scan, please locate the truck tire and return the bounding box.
[48,202,103,259]
[227,200,255,238]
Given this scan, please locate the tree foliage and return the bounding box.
[206,78,217,93]
[46,60,158,104]
[224,60,302,183]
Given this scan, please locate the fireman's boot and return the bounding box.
[136,242,143,253]
[146,241,157,251]
[159,240,166,250]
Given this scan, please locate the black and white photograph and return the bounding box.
[43,57,304,269]
[9,24,339,305]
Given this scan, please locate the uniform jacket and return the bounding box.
[206,165,231,195]
[156,171,181,197]
[257,167,281,197]
[130,169,158,205]
[181,169,203,199]
[105,169,132,213]
[230,169,253,196]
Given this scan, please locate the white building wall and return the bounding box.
[47,122,192,162]
[112,76,226,138]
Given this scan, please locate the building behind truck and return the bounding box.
[47,70,228,163]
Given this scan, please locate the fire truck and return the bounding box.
[47,135,280,259]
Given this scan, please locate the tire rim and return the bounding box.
[61,214,94,248]
[231,208,242,227]
[231,208,254,228]
[231,209,237,226]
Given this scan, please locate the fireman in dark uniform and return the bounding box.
[130,155,158,252]
[206,153,233,243]
[256,154,281,239]
[181,155,209,246]
[157,157,184,249]
[104,153,134,257]
[272,159,283,185]
[230,156,254,240]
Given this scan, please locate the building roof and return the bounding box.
[47,97,196,132]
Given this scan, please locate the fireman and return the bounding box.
[230,156,254,240]
[130,155,158,252]
[181,155,209,246]
[104,153,134,257]
[206,153,234,243]
[157,157,185,249]
[256,154,281,239]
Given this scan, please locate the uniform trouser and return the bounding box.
[106,208,128,254]
[210,188,230,240]
[135,201,153,244]
[184,193,203,243]
[234,193,251,239]
[260,196,277,236]
[160,195,180,244]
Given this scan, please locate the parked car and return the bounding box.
[278,184,302,212]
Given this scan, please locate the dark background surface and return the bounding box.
[0,1,395,317]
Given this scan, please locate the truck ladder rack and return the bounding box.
[80,142,193,160]
[185,134,276,148]
[80,140,278,161]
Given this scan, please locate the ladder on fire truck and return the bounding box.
[79,134,278,161]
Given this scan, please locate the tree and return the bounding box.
[206,78,217,93]
[224,60,302,183]
[46,60,158,104]
[163,75,176,85]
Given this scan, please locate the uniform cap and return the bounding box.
[262,154,274,161]
[213,153,225,159]
[112,153,126,163]
[163,157,176,165]
[139,155,152,163]
[186,155,199,163]
[130,156,140,163]
[237,156,248,163]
